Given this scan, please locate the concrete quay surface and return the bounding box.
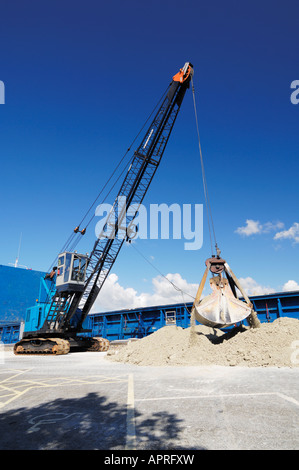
[0,349,298,450]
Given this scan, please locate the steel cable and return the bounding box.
[191,76,218,256]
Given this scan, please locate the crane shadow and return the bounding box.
[0,392,205,450]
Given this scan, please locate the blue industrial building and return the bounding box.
[0,264,46,344]
[86,290,299,341]
[0,264,46,323]
[2,291,299,344]
[0,264,298,344]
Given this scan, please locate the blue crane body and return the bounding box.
[14,62,194,354]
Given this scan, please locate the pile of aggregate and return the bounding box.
[106,317,299,367]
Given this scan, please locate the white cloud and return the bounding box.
[235,219,284,237]
[235,219,262,236]
[91,272,198,313]
[274,222,299,244]
[237,277,275,296]
[282,280,299,292]
[263,221,285,232]
[90,272,298,314]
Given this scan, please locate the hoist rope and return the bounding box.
[129,242,196,301]
[191,76,218,256]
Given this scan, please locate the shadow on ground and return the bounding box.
[0,392,204,450]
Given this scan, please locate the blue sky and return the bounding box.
[0,0,298,310]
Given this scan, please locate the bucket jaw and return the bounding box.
[192,256,260,329]
[194,275,252,328]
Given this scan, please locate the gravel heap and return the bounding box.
[106,317,299,367]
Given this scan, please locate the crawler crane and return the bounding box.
[14,61,259,355]
[14,62,194,354]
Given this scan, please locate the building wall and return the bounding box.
[0,265,45,323]
[0,262,298,345]
[87,291,299,341]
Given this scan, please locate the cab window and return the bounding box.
[64,253,72,283]
[57,255,65,277]
[71,255,86,282]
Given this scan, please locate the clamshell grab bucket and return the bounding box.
[191,257,260,329]
[193,277,252,328]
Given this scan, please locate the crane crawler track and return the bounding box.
[87,337,110,352]
[14,338,70,355]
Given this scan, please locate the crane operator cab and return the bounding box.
[55,252,88,293]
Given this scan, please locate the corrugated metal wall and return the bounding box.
[0,263,298,344]
[0,265,46,323]
[86,291,299,341]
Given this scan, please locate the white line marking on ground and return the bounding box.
[135,391,299,408]
[135,392,275,402]
[276,393,299,407]
[126,374,136,450]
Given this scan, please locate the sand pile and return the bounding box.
[106,317,299,367]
